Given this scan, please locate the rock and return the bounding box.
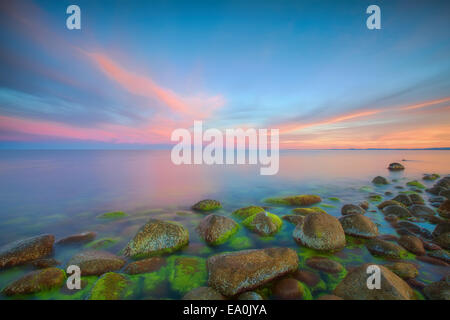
[409,193,425,205]
[291,207,327,215]
[396,221,433,240]
[56,231,97,245]
[438,200,450,218]
[334,264,415,300]
[282,215,304,225]
[196,214,238,245]
[427,186,445,195]
[265,194,321,206]
[123,219,189,257]
[237,291,263,300]
[388,163,405,171]
[423,174,440,181]
[386,262,418,279]
[317,294,343,300]
[433,221,450,237]
[385,214,399,224]
[406,278,426,290]
[385,191,393,196]
[123,257,166,275]
[2,267,65,296]
[406,180,426,189]
[397,235,425,255]
[377,200,405,210]
[89,272,129,300]
[382,205,411,218]
[207,247,298,296]
[416,255,449,267]
[67,250,126,276]
[192,199,222,212]
[433,232,450,250]
[368,194,383,202]
[427,249,450,263]
[305,257,344,274]
[0,234,54,269]
[169,256,207,294]
[440,189,450,199]
[242,211,282,236]
[423,278,450,300]
[341,204,365,215]
[182,286,226,300]
[31,258,61,269]
[359,201,369,210]
[422,240,442,251]
[97,211,128,219]
[339,214,378,238]
[232,206,265,219]
[292,270,320,287]
[409,205,435,218]
[365,239,408,259]
[372,176,389,185]
[272,278,310,300]
[392,194,413,207]
[430,196,446,203]
[377,234,399,241]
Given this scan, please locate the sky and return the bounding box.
[0,0,449,149]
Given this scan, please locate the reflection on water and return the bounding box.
[0,150,448,299]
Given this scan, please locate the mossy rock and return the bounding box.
[368,194,383,202]
[88,272,131,300]
[377,200,406,210]
[319,203,336,209]
[196,214,239,245]
[168,256,207,295]
[2,267,65,296]
[328,197,340,202]
[423,174,440,181]
[292,207,327,215]
[85,237,119,250]
[264,195,321,206]
[406,181,426,189]
[192,200,222,212]
[242,211,282,236]
[232,206,265,219]
[97,211,128,220]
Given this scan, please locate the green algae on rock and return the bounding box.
[228,236,253,250]
[123,219,189,258]
[2,267,65,296]
[0,234,54,269]
[372,176,389,185]
[196,214,238,245]
[97,211,128,220]
[168,256,207,295]
[192,199,222,212]
[334,264,415,299]
[88,272,130,300]
[293,212,346,251]
[232,206,265,219]
[67,250,126,276]
[368,194,383,202]
[341,204,365,215]
[423,173,440,181]
[292,207,327,215]
[85,237,119,250]
[264,194,321,206]
[207,247,298,296]
[328,197,340,202]
[242,211,282,236]
[407,180,426,189]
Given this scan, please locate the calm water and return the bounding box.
[0,150,449,299]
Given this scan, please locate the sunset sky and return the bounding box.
[0,0,449,149]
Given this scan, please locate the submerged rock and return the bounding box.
[292,207,327,215]
[282,215,304,225]
[97,211,128,219]
[386,262,418,280]
[423,173,440,181]
[2,267,65,296]
[432,221,450,237]
[56,231,97,245]
[182,286,226,300]
[334,264,415,300]
[372,176,389,185]
[427,249,450,263]
[388,163,405,171]
[89,272,129,300]
[265,194,321,206]
[406,180,426,189]
[359,201,369,210]
[409,205,436,218]
[305,257,344,274]
[293,212,346,251]
[409,193,425,205]
[68,250,126,276]
[192,199,222,212]
[438,200,450,218]
[242,211,282,236]
[341,204,365,215]
[0,234,54,269]
[392,194,413,206]
[207,247,298,296]
[232,206,265,219]
[31,258,61,269]
[397,235,425,255]
[382,205,411,218]
[365,238,408,259]
[339,214,378,238]
[169,256,207,294]
[237,291,263,300]
[292,270,320,287]
[423,278,450,300]
[196,214,238,245]
[433,232,450,250]
[123,257,166,275]
[416,255,449,267]
[377,200,406,209]
[273,278,310,300]
[123,219,189,258]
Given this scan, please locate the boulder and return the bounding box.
[334,264,415,300]
[242,211,282,236]
[397,235,425,255]
[388,163,405,171]
[56,231,97,245]
[433,221,450,237]
[232,206,265,219]
[2,267,65,296]
[207,247,298,296]
[196,214,238,245]
[67,250,126,276]
[365,239,408,259]
[192,199,222,212]
[423,278,450,300]
[392,194,413,207]
[88,272,129,300]
[123,257,166,275]
[123,219,189,257]
[305,257,344,274]
[265,194,321,206]
[377,200,405,210]
[272,278,310,300]
[382,205,411,218]
[0,234,54,269]
[372,176,389,185]
[282,215,304,225]
[409,205,436,218]
[438,200,450,218]
[293,212,346,251]
[339,214,379,238]
[341,204,365,215]
[433,232,450,250]
[386,262,418,280]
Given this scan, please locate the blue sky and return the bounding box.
[0,0,449,149]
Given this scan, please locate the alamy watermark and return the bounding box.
[170,121,280,175]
